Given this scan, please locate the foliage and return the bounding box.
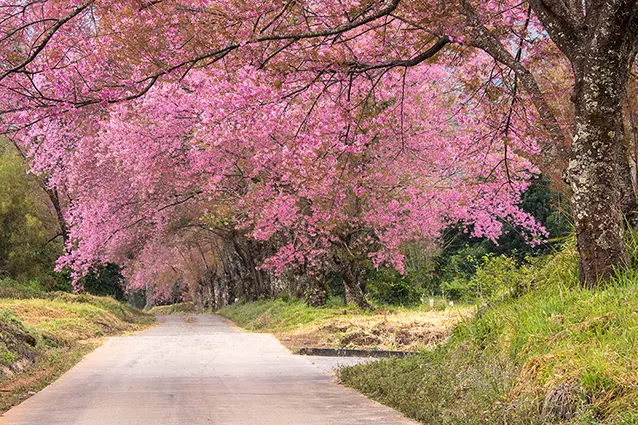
[0,0,632,300]
[355,177,571,306]
[464,175,571,259]
[367,269,422,306]
[433,176,571,288]
[0,279,43,299]
[401,176,572,300]
[442,254,533,301]
[466,255,528,299]
[0,146,61,282]
[436,246,488,297]
[80,263,126,301]
[340,242,638,425]
[0,0,565,299]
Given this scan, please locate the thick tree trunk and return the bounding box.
[569,55,633,286]
[144,283,154,310]
[219,232,273,302]
[340,261,370,309]
[303,274,329,307]
[524,0,638,286]
[196,268,230,310]
[615,133,638,221]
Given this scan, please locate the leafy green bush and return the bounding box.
[367,269,422,306]
[55,263,126,301]
[441,277,470,300]
[433,245,488,289]
[440,254,529,301]
[81,263,125,301]
[467,254,531,300]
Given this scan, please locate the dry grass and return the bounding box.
[279,309,470,351]
[218,299,470,352]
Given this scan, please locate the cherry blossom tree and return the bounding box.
[18,64,538,307]
[1,0,636,289]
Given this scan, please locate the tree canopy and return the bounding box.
[0,1,637,301]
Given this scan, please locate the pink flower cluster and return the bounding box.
[0,0,553,294]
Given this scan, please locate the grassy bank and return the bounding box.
[218,297,470,352]
[148,302,204,315]
[0,292,154,412]
[338,246,638,424]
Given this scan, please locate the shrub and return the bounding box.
[441,277,470,300]
[467,254,530,300]
[367,271,421,306]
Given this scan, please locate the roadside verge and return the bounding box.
[0,293,154,413]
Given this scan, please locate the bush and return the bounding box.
[82,263,126,301]
[56,263,126,301]
[467,254,531,300]
[441,277,470,300]
[367,270,422,306]
[433,245,488,288]
[440,255,529,301]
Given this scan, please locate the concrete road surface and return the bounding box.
[0,315,417,425]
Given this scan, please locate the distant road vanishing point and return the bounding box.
[0,315,417,425]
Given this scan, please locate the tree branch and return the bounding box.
[0,1,95,82]
[345,37,450,72]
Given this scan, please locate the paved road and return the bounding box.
[0,315,417,425]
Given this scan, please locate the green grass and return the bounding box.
[148,302,204,315]
[339,244,638,425]
[218,296,464,334]
[216,296,374,333]
[0,292,154,412]
[0,279,43,299]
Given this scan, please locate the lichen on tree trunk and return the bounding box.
[522,0,638,286]
[569,48,635,286]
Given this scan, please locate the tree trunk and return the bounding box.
[45,187,69,243]
[218,231,273,302]
[524,0,638,286]
[340,261,370,309]
[192,231,277,310]
[303,274,328,307]
[569,52,634,286]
